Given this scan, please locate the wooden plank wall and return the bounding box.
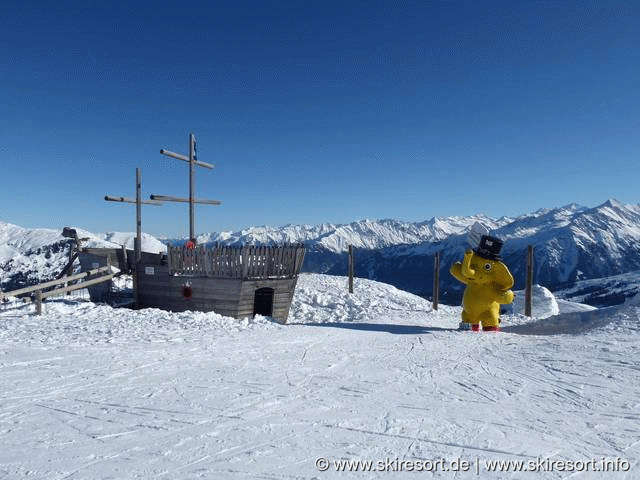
[77,252,114,302]
[138,265,299,322]
[80,248,164,273]
[137,245,306,322]
[237,277,299,323]
[167,244,306,279]
[137,265,243,317]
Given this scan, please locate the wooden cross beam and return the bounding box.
[105,168,162,263]
[105,168,162,308]
[157,133,221,241]
[159,149,215,169]
[149,194,221,205]
[105,195,163,206]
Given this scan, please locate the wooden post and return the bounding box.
[35,290,42,315]
[433,251,440,310]
[189,133,195,242]
[107,256,112,304]
[348,245,354,294]
[135,168,142,263]
[105,177,161,309]
[525,245,533,317]
[121,244,128,269]
[67,238,74,294]
[134,168,141,308]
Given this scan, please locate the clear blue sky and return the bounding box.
[1,0,639,237]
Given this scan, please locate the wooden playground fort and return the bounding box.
[79,133,306,322]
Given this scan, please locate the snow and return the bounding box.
[0,222,164,265]
[100,232,167,254]
[196,215,510,253]
[0,221,166,290]
[503,284,597,318]
[1,273,639,479]
[556,270,640,308]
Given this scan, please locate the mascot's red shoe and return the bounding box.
[483,326,500,332]
[471,324,481,332]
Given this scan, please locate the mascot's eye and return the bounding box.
[483,263,493,271]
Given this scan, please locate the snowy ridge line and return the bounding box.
[189,198,640,254]
[192,215,510,252]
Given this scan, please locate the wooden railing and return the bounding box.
[0,266,116,314]
[167,244,306,279]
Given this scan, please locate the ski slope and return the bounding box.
[1,274,639,479]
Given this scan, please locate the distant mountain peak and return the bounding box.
[600,198,623,209]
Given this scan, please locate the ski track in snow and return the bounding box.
[1,274,639,479]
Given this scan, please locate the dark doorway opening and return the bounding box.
[253,287,275,317]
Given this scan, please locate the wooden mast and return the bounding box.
[105,167,162,306]
[155,133,221,243]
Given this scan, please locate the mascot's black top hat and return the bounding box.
[474,235,504,261]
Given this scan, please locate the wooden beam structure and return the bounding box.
[0,265,112,301]
[105,169,163,262]
[149,195,221,205]
[105,168,162,306]
[156,133,221,242]
[158,148,214,169]
[40,272,116,299]
[104,195,162,206]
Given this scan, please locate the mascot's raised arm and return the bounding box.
[450,235,514,332]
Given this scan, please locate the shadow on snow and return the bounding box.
[300,322,458,335]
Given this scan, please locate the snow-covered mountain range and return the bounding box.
[196,214,511,252]
[3,199,640,306]
[193,199,640,306]
[0,221,165,290]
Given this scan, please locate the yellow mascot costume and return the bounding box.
[450,235,514,332]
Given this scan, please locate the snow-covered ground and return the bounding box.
[1,274,639,479]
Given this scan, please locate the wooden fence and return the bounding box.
[0,265,115,314]
[167,244,306,279]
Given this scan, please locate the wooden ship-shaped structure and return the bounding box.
[79,134,305,322]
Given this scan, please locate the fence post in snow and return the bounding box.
[348,245,354,294]
[433,251,440,310]
[525,245,533,317]
[35,290,42,315]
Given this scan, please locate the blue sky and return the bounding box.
[1,0,639,237]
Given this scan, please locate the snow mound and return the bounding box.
[290,273,443,324]
[499,285,618,335]
[507,285,559,318]
[502,303,639,336]
[0,299,276,346]
[504,284,595,318]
